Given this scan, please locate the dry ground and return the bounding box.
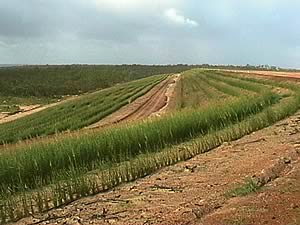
[13,109,300,225]
[221,69,300,81]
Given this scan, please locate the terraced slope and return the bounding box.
[1,69,300,224]
[0,74,167,144]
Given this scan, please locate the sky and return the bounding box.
[0,0,300,68]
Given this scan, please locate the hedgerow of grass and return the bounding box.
[201,70,269,93]
[195,72,250,97]
[0,85,299,224]
[0,91,280,196]
[178,71,230,108]
[0,75,167,144]
[1,70,299,224]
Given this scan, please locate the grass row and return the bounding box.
[1,80,299,224]
[178,71,229,109]
[197,73,252,97]
[201,70,270,93]
[0,75,167,144]
[174,69,268,109]
[0,70,299,223]
[218,70,299,93]
[0,92,280,195]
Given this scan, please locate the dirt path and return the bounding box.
[88,74,180,129]
[13,109,300,225]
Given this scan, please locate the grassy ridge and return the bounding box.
[201,71,269,93]
[1,92,299,224]
[178,71,229,109]
[0,75,166,144]
[0,92,280,195]
[174,69,268,109]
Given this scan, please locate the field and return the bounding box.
[0,68,300,225]
[0,64,194,114]
[0,74,167,144]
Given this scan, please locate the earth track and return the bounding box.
[88,74,180,129]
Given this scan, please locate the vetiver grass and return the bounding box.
[0,70,299,223]
[0,74,167,144]
[0,83,299,224]
[201,70,270,93]
[178,70,231,109]
[0,92,280,195]
[219,70,299,93]
[176,69,269,109]
[196,72,254,97]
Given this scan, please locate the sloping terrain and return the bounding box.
[2,69,300,225]
[0,75,166,144]
[0,97,77,125]
[14,110,300,225]
[88,74,180,129]
[222,69,300,80]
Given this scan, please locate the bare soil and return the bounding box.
[13,109,300,225]
[221,69,300,81]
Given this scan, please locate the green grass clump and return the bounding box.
[225,178,261,198]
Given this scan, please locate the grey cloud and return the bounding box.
[0,0,299,68]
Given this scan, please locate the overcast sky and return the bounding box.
[0,0,299,68]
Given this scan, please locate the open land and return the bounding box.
[0,66,299,225]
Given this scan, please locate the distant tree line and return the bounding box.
[0,64,298,99]
[0,64,196,98]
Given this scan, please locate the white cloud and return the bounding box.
[164,8,198,27]
[94,0,181,12]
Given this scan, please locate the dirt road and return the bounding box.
[88,74,180,129]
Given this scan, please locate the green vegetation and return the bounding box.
[173,69,272,109]
[0,92,279,194]
[0,64,193,112]
[0,69,300,224]
[0,105,20,115]
[0,74,166,144]
[0,64,193,98]
[225,178,261,197]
